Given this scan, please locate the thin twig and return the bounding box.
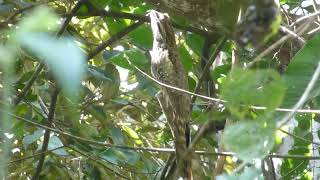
[279,129,320,146]
[290,10,320,27]
[191,36,227,103]
[135,65,320,114]
[0,146,65,167]
[87,21,144,60]
[31,88,60,180]
[247,21,310,68]
[3,108,320,160]
[68,146,131,180]
[277,62,320,127]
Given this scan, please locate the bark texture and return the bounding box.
[149,11,192,179]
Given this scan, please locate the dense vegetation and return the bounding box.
[1,0,320,179]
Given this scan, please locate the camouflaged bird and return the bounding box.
[149,10,192,179]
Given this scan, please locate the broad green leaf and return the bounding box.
[110,126,124,145]
[108,51,132,69]
[87,66,113,82]
[222,121,275,162]
[109,49,148,69]
[123,126,142,145]
[125,49,149,68]
[86,105,108,123]
[17,33,86,99]
[128,25,153,49]
[210,64,231,83]
[221,68,285,118]
[22,129,44,149]
[283,34,320,107]
[120,149,140,165]
[104,18,128,35]
[101,148,119,165]
[102,50,121,61]
[186,33,204,56]
[78,123,99,139]
[47,136,68,156]
[178,45,193,71]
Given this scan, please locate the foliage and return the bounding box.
[0,0,320,179]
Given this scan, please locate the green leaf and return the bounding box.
[123,126,142,145]
[128,25,153,49]
[283,34,320,107]
[86,105,108,123]
[120,149,140,165]
[102,50,121,61]
[125,49,149,68]
[210,64,231,83]
[110,126,124,145]
[109,49,148,69]
[221,68,285,118]
[222,121,275,162]
[18,33,86,99]
[48,136,68,156]
[108,51,132,69]
[101,148,119,165]
[23,129,44,149]
[186,33,204,56]
[104,18,127,35]
[178,45,193,71]
[87,66,113,82]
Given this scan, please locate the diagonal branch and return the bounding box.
[87,21,144,60]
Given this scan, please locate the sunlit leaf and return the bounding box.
[128,25,153,49]
[123,126,143,145]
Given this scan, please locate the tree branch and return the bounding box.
[63,10,217,38]
[87,21,144,60]
[0,146,64,167]
[191,36,227,104]
[31,88,60,180]
[3,109,320,160]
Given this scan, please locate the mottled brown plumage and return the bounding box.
[149,11,192,179]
